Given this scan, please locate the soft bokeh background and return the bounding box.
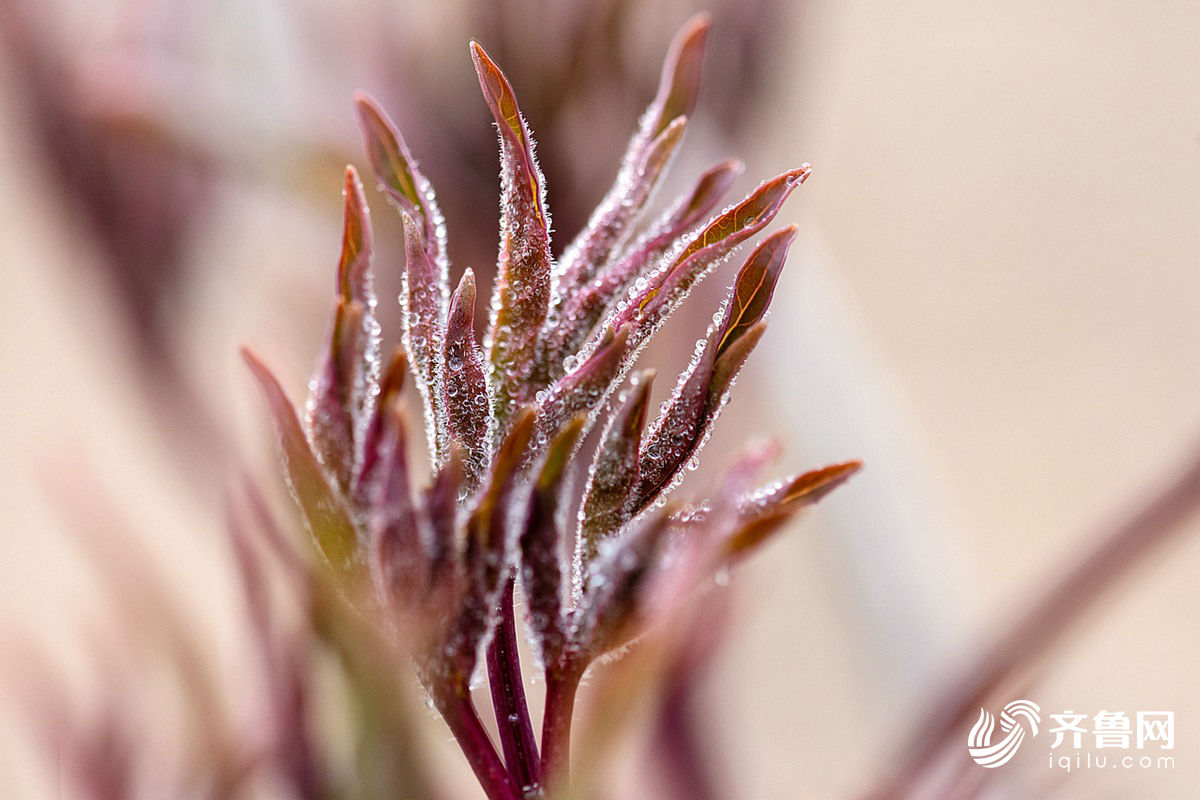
[1,0,1197,797]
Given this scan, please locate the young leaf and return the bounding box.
[354,96,450,462]
[519,415,586,670]
[645,13,711,142]
[632,226,798,511]
[353,92,449,268]
[443,269,492,491]
[550,114,687,313]
[538,159,742,382]
[400,211,449,462]
[449,406,536,683]
[242,348,359,574]
[424,445,465,591]
[471,42,555,429]
[337,165,374,308]
[714,225,796,359]
[549,13,710,302]
[356,345,407,503]
[368,407,427,608]
[612,167,810,353]
[575,511,672,658]
[306,298,359,492]
[578,371,656,563]
[725,461,863,557]
[536,323,632,439]
[307,167,380,492]
[468,405,535,575]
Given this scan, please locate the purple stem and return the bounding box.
[486,576,541,794]
[436,687,519,800]
[655,671,719,800]
[540,663,583,793]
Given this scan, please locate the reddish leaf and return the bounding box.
[424,445,465,591]
[307,167,381,492]
[536,323,632,439]
[400,211,449,462]
[575,511,672,658]
[537,159,742,382]
[725,461,863,556]
[337,165,374,308]
[647,13,711,140]
[471,42,555,428]
[549,116,686,332]
[443,268,492,490]
[353,92,449,267]
[367,407,427,608]
[519,415,586,670]
[613,167,810,350]
[556,7,709,307]
[578,371,656,563]
[356,345,407,502]
[632,226,799,511]
[716,225,795,358]
[448,406,535,683]
[306,298,359,491]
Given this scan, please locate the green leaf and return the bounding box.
[242,348,359,574]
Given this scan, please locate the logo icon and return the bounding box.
[968,700,1041,768]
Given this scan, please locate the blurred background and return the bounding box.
[0,0,1197,797]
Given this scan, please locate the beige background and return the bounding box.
[1,1,1197,797]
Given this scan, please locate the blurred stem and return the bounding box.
[486,576,541,794]
[868,443,1200,797]
[436,686,519,800]
[541,663,584,793]
[655,671,717,800]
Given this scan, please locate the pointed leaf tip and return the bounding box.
[474,37,554,426]
[716,225,798,360]
[614,166,810,347]
[654,13,712,136]
[470,41,525,145]
[337,165,372,304]
[353,93,421,215]
[683,159,743,222]
[778,460,862,507]
[397,208,450,463]
[724,460,862,557]
[444,267,490,489]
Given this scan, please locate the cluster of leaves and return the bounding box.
[246,14,858,800]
